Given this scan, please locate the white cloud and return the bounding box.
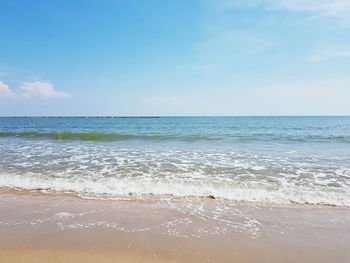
[0,81,16,97]
[19,81,72,99]
[0,80,71,100]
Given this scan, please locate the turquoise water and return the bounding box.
[0,117,349,206]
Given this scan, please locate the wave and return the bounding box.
[0,173,349,207]
[229,133,350,143]
[1,131,349,143]
[0,132,213,142]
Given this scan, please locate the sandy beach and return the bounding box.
[0,189,349,263]
[2,0,350,259]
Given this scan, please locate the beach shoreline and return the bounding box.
[1,190,349,263]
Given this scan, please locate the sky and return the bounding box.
[0,0,350,116]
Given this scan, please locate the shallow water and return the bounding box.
[0,116,349,206]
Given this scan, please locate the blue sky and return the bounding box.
[0,0,350,116]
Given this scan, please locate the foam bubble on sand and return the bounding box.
[52,212,75,221]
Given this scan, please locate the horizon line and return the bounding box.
[0,115,350,118]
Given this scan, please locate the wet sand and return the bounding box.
[0,190,350,263]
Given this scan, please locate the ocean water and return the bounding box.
[0,116,349,206]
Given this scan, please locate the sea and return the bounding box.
[0,116,349,206]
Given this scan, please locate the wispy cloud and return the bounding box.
[0,81,16,98]
[268,0,350,17]
[307,44,350,61]
[196,29,274,59]
[175,28,276,79]
[227,77,350,115]
[0,71,10,77]
[143,96,186,108]
[0,80,72,99]
[212,0,350,24]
